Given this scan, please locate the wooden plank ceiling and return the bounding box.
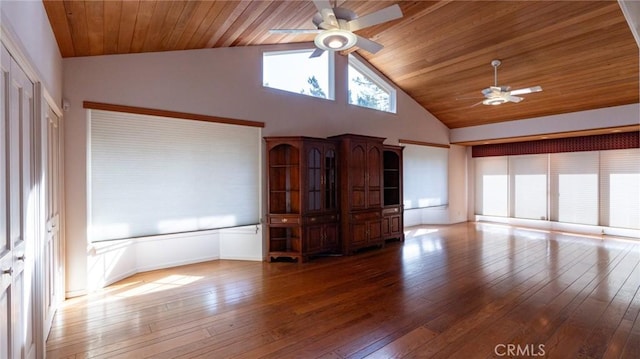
[43,0,639,130]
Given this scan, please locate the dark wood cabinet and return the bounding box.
[265,137,339,261]
[330,134,385,254]
[266,134,404,261]
[305,217,339,254]
[383,145,404,241]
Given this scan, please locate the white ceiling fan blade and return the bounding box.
[347,4,403,32]
[309,48,325,58]
[269,29,323,34]
[354,35,384,54]
[508,95,523,103]
[510,86,542,96]
[313,0,338,28]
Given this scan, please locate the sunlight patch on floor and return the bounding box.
[116,274,203,298]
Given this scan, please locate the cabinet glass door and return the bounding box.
[367,145,382,208]
[324,148,337,211]
[268,144,300,214]
[307,148,321,211]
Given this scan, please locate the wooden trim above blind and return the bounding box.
[83,101,265,128]
[398,139,450,149]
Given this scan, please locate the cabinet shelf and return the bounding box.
[383,146,404,241]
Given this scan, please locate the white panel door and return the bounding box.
[3,46,37,359]
[0,43,13,359]
[43,106,62,337]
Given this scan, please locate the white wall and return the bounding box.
[63,44,453,296]
[0,0,62,104]
[449,104,640,144]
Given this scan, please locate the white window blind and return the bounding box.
[401,143,448,209]
[475,157,508,216]
[550,151,599,225]
[509,154,548,220]
[89,110,261,241]
[600,148,640,229]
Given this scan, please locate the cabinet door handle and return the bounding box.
[2,268,12,275]
[281,218,288,223]
[17,255,25,261]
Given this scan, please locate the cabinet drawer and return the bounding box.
[305,214,338,224]
[351,211,381,221]
[382,206,401,215]
[268,215,301,225]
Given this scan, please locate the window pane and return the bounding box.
[402,144,448,209]
[90,110,260,241]
[348,55,395,113]
[348,65,390,111]
[475,157,508,216]
[263,49,332,99]
[550,152,599,225]
[510,155,547,220]
[600,148,640,229]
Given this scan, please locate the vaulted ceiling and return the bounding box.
[43,0,639,130]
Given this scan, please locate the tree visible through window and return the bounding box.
[304,75,327,98]
[348,55,396,113]
[349,74,390,111]
[263,49,333,100]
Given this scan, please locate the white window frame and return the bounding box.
[348,54,397,113]
[262,48,335,100]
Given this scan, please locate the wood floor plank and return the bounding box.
[365,326,439,359]
[444,241,633,359]
[403,233,597,358]
[45,223,640,359]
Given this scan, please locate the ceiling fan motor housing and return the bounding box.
[483,97,508,106]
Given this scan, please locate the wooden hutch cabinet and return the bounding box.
[265,137,339,261]
[382,145,404,241]
[329,134,385,255]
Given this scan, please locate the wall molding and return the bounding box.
[84,101,265,128]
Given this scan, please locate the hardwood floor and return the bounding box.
[46,222,640,358]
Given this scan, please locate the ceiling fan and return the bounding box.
[269,0,403,58]
[478,60,542,106]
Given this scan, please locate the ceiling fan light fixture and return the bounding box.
[483,97,508,106]
[315,29,357,51]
